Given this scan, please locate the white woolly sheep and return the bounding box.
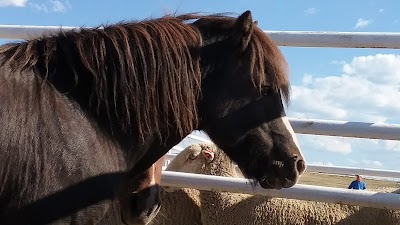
[173,142,400,225]
[148,144,210,225]
[148,188,201,225]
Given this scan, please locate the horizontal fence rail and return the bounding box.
[0,25,77,40]
[164,152,400,179]
[171,117,400,143]
[2,25,400,49]
[174,118,400,144]
[267,31,400,49]
[290,118,400,141]
[304,165,400,179]
[161,171,400,210]
[186,134,213,143]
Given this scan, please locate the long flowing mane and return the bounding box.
[249,26,290,103]
[0,13,289,142]
[0,15,203,141]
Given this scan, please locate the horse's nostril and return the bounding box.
[292,154,298,160]
[296,160,306,174]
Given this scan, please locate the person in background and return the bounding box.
[348,175,367,190]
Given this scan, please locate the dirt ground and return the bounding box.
[298,172,400,190]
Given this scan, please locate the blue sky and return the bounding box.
[1,0,400,171]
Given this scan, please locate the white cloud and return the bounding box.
[382,140,400,152]
[354,18,372,29]
[345,158,383,168]
[379,8,384,13]
[0,0,27,7]
[300,135,352,155]
[304,7,318,15]
[343,54,400,84]
[331,60,346,65]
[346,158,358,165]
[289,54,400,123]
[288,54,400,170]
[29,2,47,12]
[362,159,383,168]
[29,0,71,13]
[301,74,313,85]
[49,0,70,12]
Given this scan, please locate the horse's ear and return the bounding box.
[232,10,253,52]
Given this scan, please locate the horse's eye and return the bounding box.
[188,154,197,160]
[261,86,273,96]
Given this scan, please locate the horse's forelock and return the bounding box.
[178,13,290,105]
[249,27,290,105]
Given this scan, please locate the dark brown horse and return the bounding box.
[0,10,306,224]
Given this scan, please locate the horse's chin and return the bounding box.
[238,165,300,190]
[259,176,297,190]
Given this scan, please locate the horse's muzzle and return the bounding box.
[259,154,306,189]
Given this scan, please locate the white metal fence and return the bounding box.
[1,25,400,210]
[2,25,400,49]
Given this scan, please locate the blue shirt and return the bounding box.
[348,180,366,190]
